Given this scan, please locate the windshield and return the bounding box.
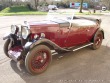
[46,10,75,22]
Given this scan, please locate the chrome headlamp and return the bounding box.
[40,33,45,38]
[34,34,39,39]
[11,25,16,34]
[21,26,30,39]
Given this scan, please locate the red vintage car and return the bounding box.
[3,10,104,75]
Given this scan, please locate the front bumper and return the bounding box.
[8,46,23,62]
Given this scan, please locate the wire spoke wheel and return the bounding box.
[25,45,52,75]
[31,50,50,71]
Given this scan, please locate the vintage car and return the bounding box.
[3,10,104,75]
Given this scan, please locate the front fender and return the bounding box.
[24,39,69,52]
[3,33,11,40]
[3,33,19,46]
[3,33,18,40]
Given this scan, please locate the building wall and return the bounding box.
[70,2,88,9]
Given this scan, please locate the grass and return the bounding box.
[0,6,105,16]
[1,6,30,13]
[0,5,47,16]
[0,11,102,16]
[0,12,47,16]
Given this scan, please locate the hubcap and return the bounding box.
[31,50,50,71]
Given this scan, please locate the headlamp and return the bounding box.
[11,25,16,34]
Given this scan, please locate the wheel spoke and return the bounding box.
[31,50,49,70]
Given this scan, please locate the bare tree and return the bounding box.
[79,0,84,13]
[34,0,39,10]
[9,0,13,5]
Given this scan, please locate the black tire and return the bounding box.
[4,39,12,58]
[91,31,103,50]
[25,45,52,75]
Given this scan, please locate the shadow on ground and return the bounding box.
[10,45,110,83]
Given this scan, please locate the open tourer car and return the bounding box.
[3,10,104,75]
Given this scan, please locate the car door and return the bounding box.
[65,24,88,47]
[57,23,70,47]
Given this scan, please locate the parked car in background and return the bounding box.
[3,10,104,75]
[102,6,107,11]
[48,5,58,10]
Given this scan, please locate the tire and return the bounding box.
[4,39,12,58]
[25,45,52,75]
[91,31,103,50]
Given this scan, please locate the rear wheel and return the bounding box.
[25,45,52,75]
[91,31,103,50]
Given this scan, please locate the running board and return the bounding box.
[72,43,93,52]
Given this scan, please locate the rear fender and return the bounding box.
[100,28,104,39]
[91,28,104,42]
[96,28,104,39]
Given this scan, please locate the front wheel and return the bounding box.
[91,31,103,50]
[4,39,12,57]
[25,45,52,75]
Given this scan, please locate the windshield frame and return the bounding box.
[46,10,75,23]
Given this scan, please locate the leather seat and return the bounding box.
[71,19,96,27]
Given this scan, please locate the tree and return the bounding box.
[34,0,39,10]
[79,0,84,13]
[9,0,13,6]
[101,0,110,10]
